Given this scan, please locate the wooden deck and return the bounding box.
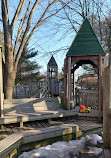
[0,103,103,157]
[0,118,102,141]
[0,124,78,158]
[78,109,99,117]
[0,98,102,142]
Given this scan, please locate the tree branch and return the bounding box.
[59,1,84,18]
[61,2,77,33]
[78,0,85,18]
[14,0,40,69]
[13,0,32,60]
[2,0,10,56]
[14,0,71,69]
[2,0,9,28]
[0,19,3,22]
[25,0,70,47]
[11,0,26,32]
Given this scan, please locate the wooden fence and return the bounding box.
[13,81,46,99]
[13,85,31,98]
[13,79,62,99]
[76,89,98,109]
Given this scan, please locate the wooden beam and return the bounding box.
[103,64,111,149]
[73,70,75,100]
[63,57,68,109]
[98,55,102,121]
[67,57,71,110]
[0,46,4,117]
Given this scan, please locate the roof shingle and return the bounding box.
[67,18,105,56]
[48,55,57,66]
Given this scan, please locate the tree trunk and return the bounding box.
[4,66,16,99]
[3,40,15,99]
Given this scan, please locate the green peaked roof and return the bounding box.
[67,18,105,56]
[48,55,57,66]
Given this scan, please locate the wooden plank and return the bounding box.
[1,132,8,139]
[36,122,44,128]
[31,122,38,128]
[0,133,23,157]
[22,124,77,144]
[67,57,71,110]
[11,128,19,133]
[5,128,13,135]
[40,122,48,128]
[17,127,25,132]
[0,124,77,158]
[0,46,4,117]
[25,123,34,129]
[43,122,50,127]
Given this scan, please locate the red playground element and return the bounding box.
[80,104,85,110]
[79,104,91,113]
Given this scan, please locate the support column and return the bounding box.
[98,55,102,121]
[73,70,75,100]
[0,45,4,117]
[103,64,111,149]
[63,58,68,109]
[67,57,71,110]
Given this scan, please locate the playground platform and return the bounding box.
[0,109,79,126]
[0,97,78,126]
[0,98,104,157]
[0,97,100,127]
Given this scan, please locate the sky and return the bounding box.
[29,22,83,79]
[26,0,111,78]
[24,1,83,77]
[0,0,111,79]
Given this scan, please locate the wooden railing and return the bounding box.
[13,79,62,99]
[76,89,98,109]
[13,85,31,98]
[13,81,49,99]
[30,81,48,98]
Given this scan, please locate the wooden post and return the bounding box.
[81,79,82,89]
[15,86,17,98]
[73,70,75,100]
[86,77,88,89]
[67,57,71,110]
[63,58,68,109]
[20,122,23,128]
[103,64,111,149]
[0,45,4,117]
[98,55,102,121]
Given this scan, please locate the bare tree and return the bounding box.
[1,0,72,99]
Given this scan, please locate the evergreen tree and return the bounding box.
[82,64,98,76]
[15,47,41,84]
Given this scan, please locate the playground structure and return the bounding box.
[13,55,60,99]
[47,55,59,97]
[64,18,107,120]
[0,18,110,156]
[0,19,108,119]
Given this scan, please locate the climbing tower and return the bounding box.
[47,55,59,96]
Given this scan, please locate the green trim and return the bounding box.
[67,18,105,56]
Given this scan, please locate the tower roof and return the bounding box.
[48,55,57,66]
[67,18,105,56]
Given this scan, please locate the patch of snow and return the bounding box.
[19,137,86,158]
[19,134,103,158]
[79,147,103,158]
[85,134,102,147]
